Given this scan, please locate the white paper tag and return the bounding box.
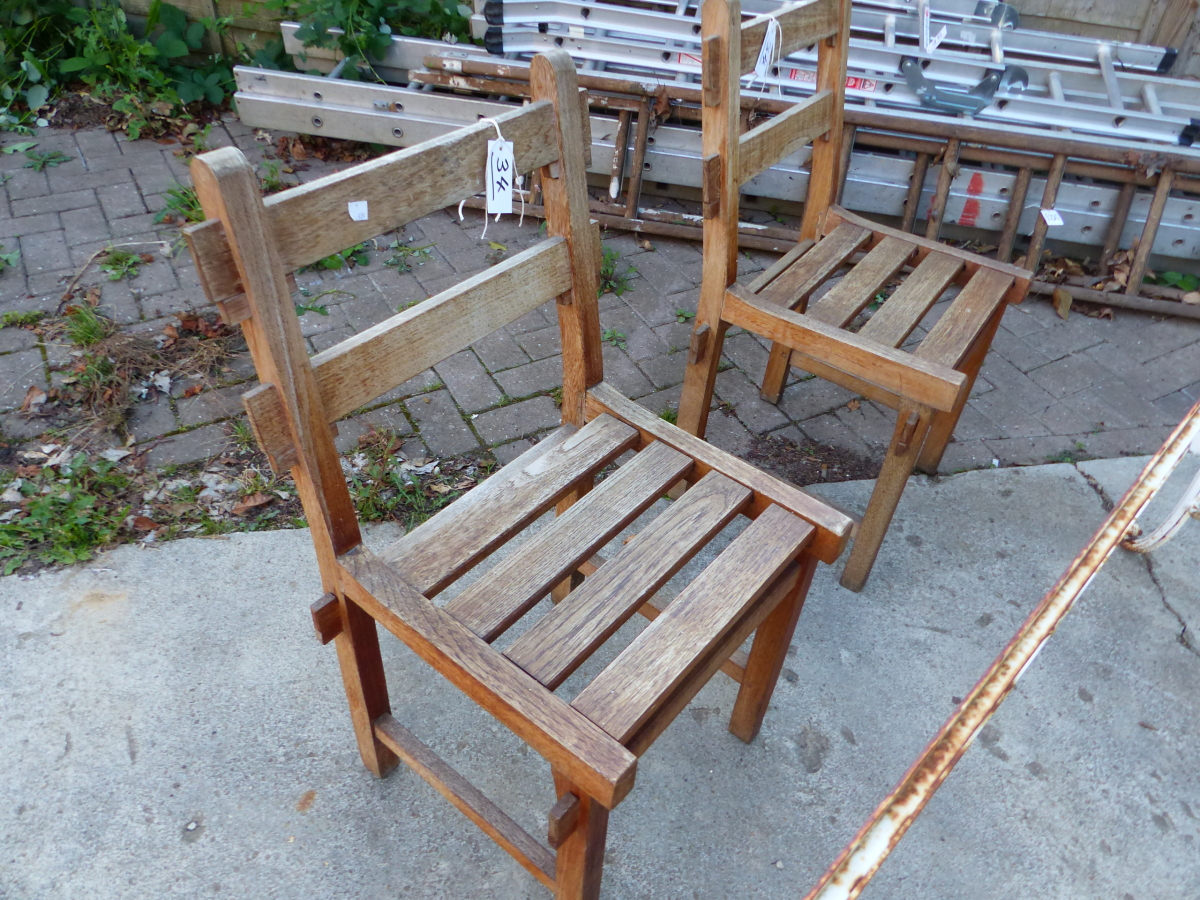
[348,200,369,221]
[1040,208,1065,227]
[928,24,947,52]
[486,138,514,216]
[921,5,931,50]
[754,17,780,80]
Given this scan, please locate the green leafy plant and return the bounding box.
[23,148,70,170]
[1,310,41,327]
[306,242,370,271]
[0,453,131,574]
[155,182,204,224]
[658,407,678,425]
[267,0,473,82]
[1149,270,1200,292]
[602,328,627,350]
[674,308,695,324]
[0,244,19,275]
[258,158,285,193]
[598,247,636,296]
[384,239,433,272]
[64,304,116,346]
[98,246,142,281]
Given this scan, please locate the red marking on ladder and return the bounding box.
[958,172,986,228]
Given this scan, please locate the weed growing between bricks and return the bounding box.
[744,432,879,486]
[0,421,496,576]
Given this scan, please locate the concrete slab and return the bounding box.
[2,462,1198,899]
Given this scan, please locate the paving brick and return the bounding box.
[124,260,179,298]
[1062,381,1173,431]
[714,367,789,433]
[342,293,396,334]
[472,328,528,372]
[600,309,668,362]
[26,267,72,296]
[407,389,480,456]
[721,330,771,383]
[799,412,879,462]
[0,326,36,353]
[144,423,232,467]
[515,325,562,360]
[435,350,503,413]
[623,285,694,328]
[1114,317,1200,364]
[834,400,896,448]
[108,212,160,238]
[0,212,59,239]
[506,307,550,335]
[74,129,121,159]
[782,379,859,424]
[1020,314,1106,360]
[949,402,1006,441]
[4,169,50,201]
[97,183,148,220]
[127,398,178,441]
[1154,389,1200,421]
[986,433,1094,467]
[131,159,182,196]
[334,403,414,452]
[987,325,1052,373]
[140,287,210,320]
[46,165,133,193]
[1141,340,1200,400]
[12,188,97,217]
[1026,353,1112,398]
[473,395,560,445]
[1082,425,1174,459]
[936,439,996,474]
[18,230,71,274]
[978,353,1056,410]
[636,350,687,389]
[0,349,48,411]
[636,384,684,417]
[629,248,695,295]
[969,389,1051,439]
[177,385,245,427]
[600,345,653,398]
[493,438,534,465]
[367,269,426,308]
[651,320,695,353]
[493,356,562,397]
[1035,401,1094,436]
[703,409,753,455]
[60,206,111,245]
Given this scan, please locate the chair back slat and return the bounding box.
[736,89,833,184]
[739,0,842,76]
[186,100,559,302]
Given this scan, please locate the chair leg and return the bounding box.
[759,342,792,404]
[915,305,1005,475]
[729,553,819,742]
[552,772,610,900]
[840,402,933,592]
[335,595,399,777]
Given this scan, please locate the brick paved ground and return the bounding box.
[2,117,1198,477]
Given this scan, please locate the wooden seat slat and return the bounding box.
[381,415,638,596]
[571,505,814,743]
[915,267,1015,368]
[339,546,638,808]
[857,253,965,348]
[446,441,693,642]
[504,470,752,689]
[806,236,915,328]
[756,222,872,311]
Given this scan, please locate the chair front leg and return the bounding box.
[552,771,610,900]
[915,305,1005,475]
[729,552,819,742]
[334,594,399,777]
[841,401,933,592]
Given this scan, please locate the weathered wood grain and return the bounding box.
[445,441,692,642]
[736,91,832,185]
[807,236,915,327]
[757,222,871,311]
[381,416,638,596]
[739,0,842,75]
[340,546,638,808]
[915,267,1014,368]
[857,253,964,348]
[505,470,751,689]
[572,505,813,743]
[585,382,853,562]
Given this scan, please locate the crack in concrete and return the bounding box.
[1074,463,1200,661]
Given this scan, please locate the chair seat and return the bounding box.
[751,220,1016,392]
[340,412,815,758]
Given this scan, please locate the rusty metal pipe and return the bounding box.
[803,398,1200,900]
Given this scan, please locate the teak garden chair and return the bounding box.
[185,50,853,900]
[676,0,1033,591]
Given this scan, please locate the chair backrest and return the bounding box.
[184,50,601,580]
[677,0,850,436]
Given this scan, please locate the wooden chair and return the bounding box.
[185,50,853,900]
[677,0,1032,591]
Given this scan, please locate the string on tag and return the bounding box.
[745,14,782,92]
[459,116,524,240]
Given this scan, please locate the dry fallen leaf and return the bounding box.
[846,399,861,411]
[20,385,47,413]
[182,384,203,399]
[1183,292,1200,305]
[636,236,654,251]
[132,515,159,531]
[232,492,273,515]
[1052,287,1073,320]
[429,483,452,494]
